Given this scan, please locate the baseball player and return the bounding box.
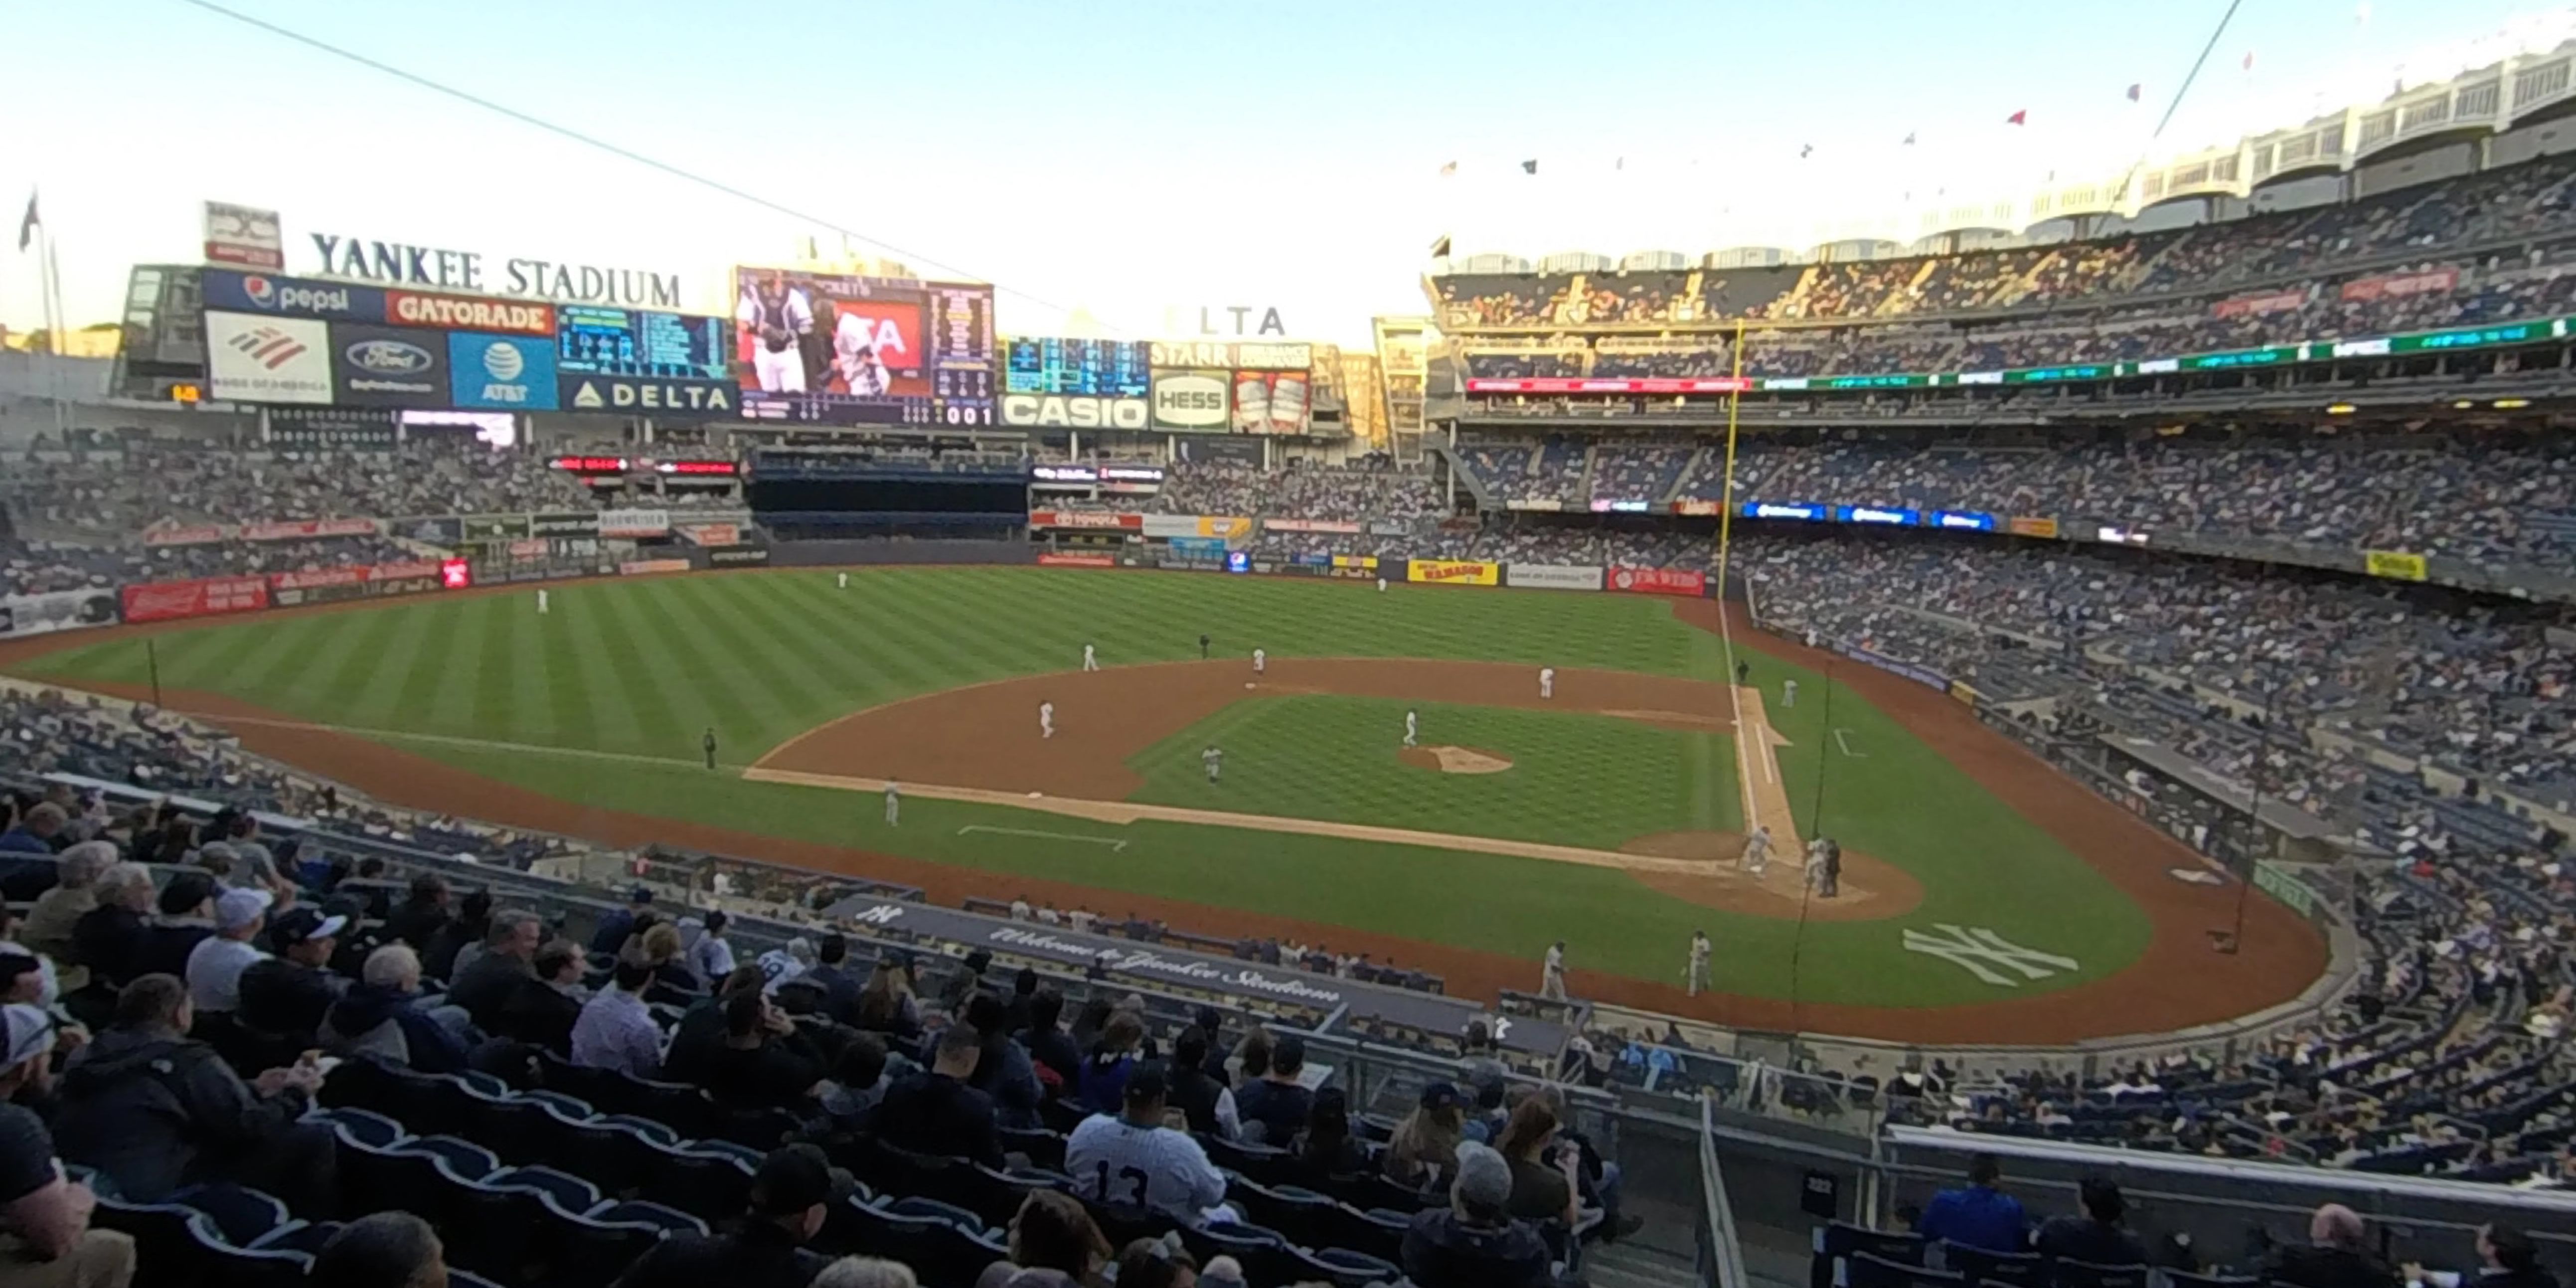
[837,571,848,590]
[1804,837,1831,894]
[832,315,890,394]
[1540,941,1568,1001]
[1199,633,1211,659]
[1741,824,1773,875]
[1376,576,1387,593]
[1686,930,1712,996]
[1040,701,1056,739]
[883,780,900,825]
[701,727,717,771]
[736,270,812,393]
[1403,708,1419,748]
[536,588,549,616]
[1539,666,1555,699]
[1082,643,1099,672]
[1252,648,1266,676]
[1783,677,1798,709]
[1735,659,1751,685]
[1202,746,1223,783]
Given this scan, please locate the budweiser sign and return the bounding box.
[121,576,269,624]
[2341,268,2458,303]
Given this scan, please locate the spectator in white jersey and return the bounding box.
[1064,1065,1228,1225]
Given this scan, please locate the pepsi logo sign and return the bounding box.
[244,275,277,306]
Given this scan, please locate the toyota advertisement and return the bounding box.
[199,267,715,414]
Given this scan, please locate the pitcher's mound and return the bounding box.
[1400,745,1514,775]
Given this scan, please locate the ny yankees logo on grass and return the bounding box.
[1900,924,2080,987]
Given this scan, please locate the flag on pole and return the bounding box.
[1901,132,1916,146]
[1519,159,1537,174]
[2242,51,2255,71]
[14,191,35,253]
[1799,144,1814,159]
[1429,234,1451,258]
[2127,83,2142,102]
[1438,160,1457,176]
[2006,109,2027,125]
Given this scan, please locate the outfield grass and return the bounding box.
[16,568,2152,1000]
[1125,695,1741,848]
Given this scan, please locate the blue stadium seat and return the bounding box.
[202,1236,310,1288]
[1297,1246,1404,1288]
[304,1105,407,1149]
[965,1163,1071,1231]
[1227,1175,1336,1250]
[1181,1220,1285,1268]
[1000,1125,1066,1171]
[169,1183,291,1247]
[592,1200,706,1236]
[245,1220,340,1256]
[1206,1135,1293,1186]
[842,1200,956,1275]
[644,1142,754,1221]
[1945,1242,2046,1288]
[2051,1260,2150,1288]
[94,1197,217,1288]
[557,1114,667,1197]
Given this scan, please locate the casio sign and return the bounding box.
[1152,373,1228,428]
[347,339,434,373]
[1002,394,1148,430]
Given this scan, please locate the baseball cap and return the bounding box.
[0,1003,53,1071]
[270,906,348,949]
[1453,1141,1513,1210]
[1418,1081,1462,1112]
[748,1143,851,1215]
[215,888,273,932]
[1123,1064,1170,1106]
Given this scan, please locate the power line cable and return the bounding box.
[2117,0,2250,198]
[176,0,1109,328]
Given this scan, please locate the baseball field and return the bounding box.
[1,565,2327,1042]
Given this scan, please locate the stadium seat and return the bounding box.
[306,1105,408,1150]
[999,1125,1066,1171]
[965,1162,1071,1230]
[203,1236,311,1288]
[543,1205,668,1288]
[1206,1135,1293,1186]
[707,1103,805,1151]
[606,1071,713,1139]
[1853,1251,1959,1288]
[2051,1261,2150,1288]
[94,1197,218,1288]
[1227,1175,1337,1250]
[169,1183,292,1248]
[1818,1223,1928,1288]
[1181,1219,1286,1267]
[476,1093,577,1166]
[2160,1273,2259,1288]
[1297,1246,1404,1288]
[533,1049,611,1104]
[843,1200,956,1275]
[1945,1242,2046,1287]
[557,1114,668,1197]
[645,1142,754,1221]
[865,1139,978,1212]
[1337,1205,1411,1264]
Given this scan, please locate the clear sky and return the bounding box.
[0,0,2561,345]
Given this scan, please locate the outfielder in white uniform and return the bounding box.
[1082,644,1099,671]
[1252,648,1266,675]
[1539,666,1555,699]
[536,589,549,616]
[735,273,812,393]
[883,781,900,825]
[1403,709,1419,748]
[1540,941,1569,1001]
[837,571,848,590]
[1687,931,1712,996]
[1202,746,1222,783]
[1040,702,1055,739]
[1741,825,1773,875]
[1376,577,1387,593]
[1782,678,1798,708]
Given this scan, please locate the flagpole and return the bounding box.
[37,221,68,437]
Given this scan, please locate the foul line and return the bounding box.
[746,765,1747,878]
[958,824,1127,851]
[133,709,721,772]
[1834,729,1868,758]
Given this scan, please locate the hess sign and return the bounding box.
[549,455,630,474]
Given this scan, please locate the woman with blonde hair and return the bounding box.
[856,953,920,1038]
[1383,1081,1467,1190]
[814,1257,916,1288]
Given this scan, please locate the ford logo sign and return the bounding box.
[346,339,434,373]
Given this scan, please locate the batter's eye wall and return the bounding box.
[747,478,1029,514]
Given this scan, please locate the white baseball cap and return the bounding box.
[214,888,274,932]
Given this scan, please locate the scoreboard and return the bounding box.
[1005,337,1151,397]
[557,307,727,381]
[732,267,997,427]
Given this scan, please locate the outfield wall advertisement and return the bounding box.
[0,589,119,640]
[1407,559,1498,586]
[122,576,271,624]
[1506,563,1603,592]
[1609,566,1706,596]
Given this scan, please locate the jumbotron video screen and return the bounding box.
[732,267,996,427]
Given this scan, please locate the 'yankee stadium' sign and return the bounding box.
[308,233,683,308]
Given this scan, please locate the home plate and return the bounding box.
[1027,791,1041,798]
[1244,682,1256,689]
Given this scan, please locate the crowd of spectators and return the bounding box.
[1146,459,1445,524]
[4,437,594,539]
[1653,427,2576,564]
[0,678,1656,1287]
